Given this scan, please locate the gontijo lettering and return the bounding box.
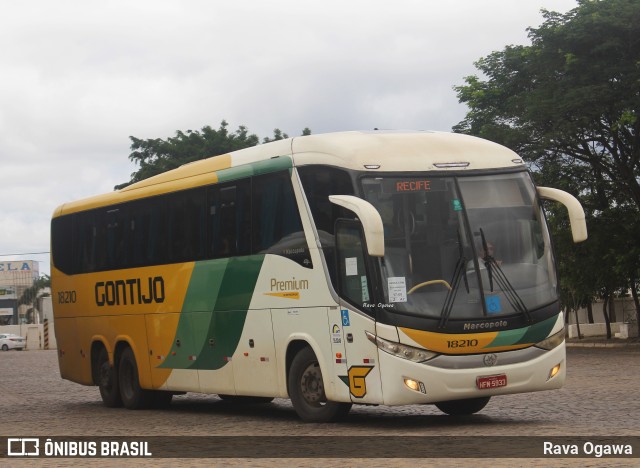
[95,277,165,306]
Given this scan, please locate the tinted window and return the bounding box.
[130,197,162,267]
[167,188,206,263]
[52,170,309,274]
[336,222,372,309]
[298,166,355,236]
[253,172,303,251]
[105,208,127,270]
[252,171,310,267]
[298,166,356,282]
[208,180,251,258]
[76,209,105,272]
[51,216,74,274]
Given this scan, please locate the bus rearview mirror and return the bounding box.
[537,187,588,243]
[329,195,385,257]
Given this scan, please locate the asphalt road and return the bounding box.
[1,347,638,465]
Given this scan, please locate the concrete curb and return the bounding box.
[566,340,640,349]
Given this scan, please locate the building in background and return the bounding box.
[0,260,41,325]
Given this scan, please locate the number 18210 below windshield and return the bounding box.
[361,172,558,322]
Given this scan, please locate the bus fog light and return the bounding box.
[404,378,427,394]
[548,363,561,381]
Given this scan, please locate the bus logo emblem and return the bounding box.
[348,366,374,398]
[483,354,498,367]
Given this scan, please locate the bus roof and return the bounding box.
[53,131,524,217]
[291,130,522,171]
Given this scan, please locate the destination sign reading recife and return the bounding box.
[396,180,431,192]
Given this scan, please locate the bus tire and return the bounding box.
[118,347,153,410]
[435,397,490,416]
[97,347,122,408]
[288,347,351,422]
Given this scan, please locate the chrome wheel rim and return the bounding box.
[300,362,325,406]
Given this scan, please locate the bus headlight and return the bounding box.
[365,331,437,363]
[534,328,565,351]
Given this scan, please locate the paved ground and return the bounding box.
[1,347,638,466]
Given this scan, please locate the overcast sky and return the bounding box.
[1,0,578,276]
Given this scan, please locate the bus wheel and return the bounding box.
[218,395,274,404]
[97,347,122,408]
[118,347,153,410]
[288,347,351,422]
[435,397,491,416]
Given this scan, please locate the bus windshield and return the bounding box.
[361,172,558,321]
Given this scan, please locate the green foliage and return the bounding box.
[263,128,288,143]
[454,0,640,210]
[18,274,51,307]
[454,0,640,319]
[116,121,311,189]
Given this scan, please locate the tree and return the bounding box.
[18,275,51,324]
[116,121,311,189]
[17,275,51,308]
[262,127,311,143]
[454,0,640,212]
[263,128,288,143]
[454,0,640,334]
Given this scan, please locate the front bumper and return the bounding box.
[378,342,566,405]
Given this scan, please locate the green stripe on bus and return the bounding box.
[159,255,265,370]
[515,315,557,345]
[487,315,557,349]
[216,156,293,184]
[485,327,528,348]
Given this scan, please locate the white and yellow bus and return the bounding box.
[51,131,587,422]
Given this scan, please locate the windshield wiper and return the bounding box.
[438,230,469,328]
[479,229,532,323]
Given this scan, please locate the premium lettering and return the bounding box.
[270,277,309,291]
[95,277,165,306]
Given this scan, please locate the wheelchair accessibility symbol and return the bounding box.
[485,295,502,314]
[341,309,350,326]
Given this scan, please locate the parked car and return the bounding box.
[0,333,26,351]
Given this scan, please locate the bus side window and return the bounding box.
[166,188,206,263]
[130,199,152,267]
[208,180,251,258]
[125,196,164,268]
[298,166,356,282]
[52,215,74,274]
[105,208,126,270]
[297,166,355,237]
[252,171,305,255]
[335,221,373,310]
